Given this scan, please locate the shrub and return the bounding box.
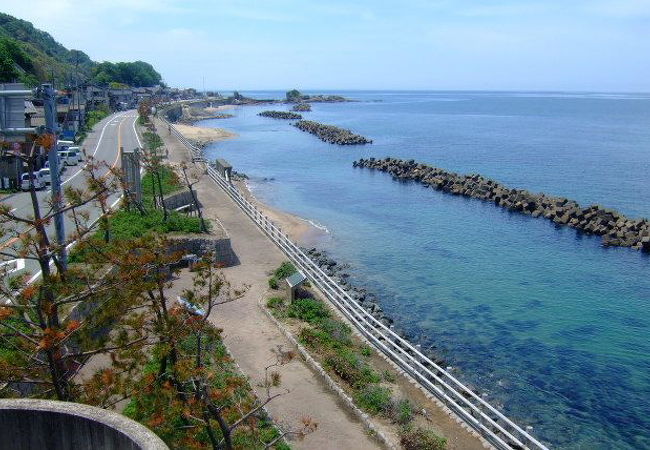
[299,327,332,349]
[319,318,352,347]
[360,345,373,357]
[400,427,447,450]
[393,398,414,425]
[382,369,396,383]
[266,297,284,309]
[354,385,392,415]
[287,297,330,324]
[268,277,278,290]
[323,348,380,388]
[141,166,182,201]
[274,262,297,279]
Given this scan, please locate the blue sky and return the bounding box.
[3,0,650,91]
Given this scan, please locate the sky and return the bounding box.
[3,0,650,91]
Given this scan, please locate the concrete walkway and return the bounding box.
[156,119,381,449]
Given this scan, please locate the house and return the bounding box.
[108,88,134,110]
[0,83,38,188]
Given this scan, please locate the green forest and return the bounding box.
[0,12,161,87]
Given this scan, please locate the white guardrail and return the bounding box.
[161,117,549,450]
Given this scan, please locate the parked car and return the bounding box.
[38,168,52,185]
[56,140,75,150]
[20,172,46,191]
[44,156,64,174]
[58,150,80,166]
[65,146,83,161]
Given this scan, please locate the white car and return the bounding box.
[56,140,75,150]
[38,168,52,185]
[20,172,46,191]
[58,150,80,166]
[44,158,64,175]
[65,146,84,162]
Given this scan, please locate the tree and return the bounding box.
[180,163,208,233]
[92,61,162,87]
[122,255,316,449]
[0,37,32,82]
[0,136,149,401]
[285,89,303,102]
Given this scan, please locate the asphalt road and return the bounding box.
[0,109,142,280]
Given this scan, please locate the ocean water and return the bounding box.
[202,91,650,449]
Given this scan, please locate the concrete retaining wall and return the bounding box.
[0,399,168,450]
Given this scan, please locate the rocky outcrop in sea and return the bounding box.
[292,103,312,112]
[258,110,302,120]
[354,157,650,251]
[294,120,372,145]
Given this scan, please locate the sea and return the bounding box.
[201,91,650,449]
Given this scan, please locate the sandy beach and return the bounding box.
[173,123,237,143]
[233,178,330,248]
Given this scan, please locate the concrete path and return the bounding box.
[156,119,381,449]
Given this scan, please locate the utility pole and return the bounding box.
[41,83,67,269]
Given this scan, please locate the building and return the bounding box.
[0,83,38,189]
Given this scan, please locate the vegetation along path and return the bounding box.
[157,118,381,449]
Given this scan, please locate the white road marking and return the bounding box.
[61,111,128,186]
[24,112,138,285]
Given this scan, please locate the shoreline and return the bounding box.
[233,178,330,248]
[172,123,237,146]
[159,115,513,449]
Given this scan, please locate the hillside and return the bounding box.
[0,12,161,87]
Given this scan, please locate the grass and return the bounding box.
[400,426,447,450]
[274,262,296,279]
[266,297,285,309]
[85,106,110,131]
[286,297,330,324]
[143,131,164,153]
[69,166,205,264]
[395,398,414,425]
[68,209,205,264]
[354,385,392,415]
[141,165,183,208]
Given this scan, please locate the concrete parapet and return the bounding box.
[0,399,168,450]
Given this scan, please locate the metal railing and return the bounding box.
[162,118,549,450]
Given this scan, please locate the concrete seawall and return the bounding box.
[354,157,650,251]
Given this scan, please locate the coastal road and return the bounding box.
[0,110,142,281]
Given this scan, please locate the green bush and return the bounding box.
[274,261,297,279]
[141,166,182,203]
[394,398,414,425]
[323,348,380,388]
[110,209,205,240]
[143,131,164,152]
[268,277,278,290]
[360,345,373,357]
[287,297,330,324]
[85,105,110,130]
[319,318,352,347]
[400,427,447,450]
[382,369,396,383]
[299,327,332,349]
[266,297,284,309]
[354,385,392,415]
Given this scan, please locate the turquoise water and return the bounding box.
[202,91,650,449]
